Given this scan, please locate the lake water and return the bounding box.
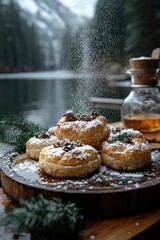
[0,71,131,128]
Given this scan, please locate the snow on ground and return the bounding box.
[57,0,98,18]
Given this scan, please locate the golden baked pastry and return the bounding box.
[47,126,57,135]
[39,139,101,178]
[54,110,110,150]
[101,128,151,171]
[26,131,58,160]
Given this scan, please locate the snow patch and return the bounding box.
[16,0,38,14]
[57,0,98,18]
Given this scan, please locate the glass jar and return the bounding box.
[121,87,160,132]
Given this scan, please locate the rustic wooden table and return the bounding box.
[0,122,160,240]
[0,188,160,240]
[78,208,160,240]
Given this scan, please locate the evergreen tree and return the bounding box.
[0,0,44,72]
[0,2,7,71]
[125,0,158,58]
[52,0,126,71]
[61,25,86,70]
[154,0,160,48]
[90,0,126,63]
[60,26,76,70]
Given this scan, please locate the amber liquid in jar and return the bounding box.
[122,113,160,132]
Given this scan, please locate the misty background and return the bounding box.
[0,0,159,73]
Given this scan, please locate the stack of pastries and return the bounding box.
[25,110,151,178]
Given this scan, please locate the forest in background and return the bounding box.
[0,0,160,73]
[0,1,44,72]
[64,0,160,72]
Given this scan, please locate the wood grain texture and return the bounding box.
[1,187,160,240]
[78,209,160,240]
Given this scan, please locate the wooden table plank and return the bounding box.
[78,209,160,240]
[1,186,160,240]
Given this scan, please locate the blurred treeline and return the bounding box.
[0,1,44,72]
[0,0,160,72]
[63,0,160,72]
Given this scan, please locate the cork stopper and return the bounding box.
[129,57,159,69]
[128,57,160,87]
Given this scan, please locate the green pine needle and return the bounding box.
[111,131,137,142]
[1,195,85,240]
[0,114,46,153]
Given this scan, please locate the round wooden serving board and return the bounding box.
[1,150,160,217]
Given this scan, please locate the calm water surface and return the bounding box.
[0,72,130,127]
[0,72,130,155]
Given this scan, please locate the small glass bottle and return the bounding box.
[121,57,160,132]
[121,87,160,132]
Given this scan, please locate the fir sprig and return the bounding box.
[1,195,85,240]
[0,114,46,153]
[110,131,137,142]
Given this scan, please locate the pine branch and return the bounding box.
[0,114,44,134]
[0,114,46,153]
[0,134,16,146]
[110,130,138,142]
[1,195,85,240]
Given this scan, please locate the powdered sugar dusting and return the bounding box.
[11,150,160,191]
[27,135,57,145]
[60,118,103,131]
[131,56,151,60]
[78,119,101,130]
[42,145,65,158]
[41,143,97,160]
[109,128,142,140]
[108,128,150,151]
[105,140,150,152]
